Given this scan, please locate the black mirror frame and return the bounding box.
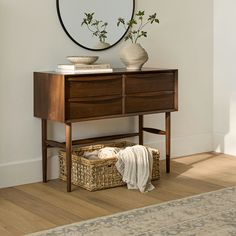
[56,0,135,51]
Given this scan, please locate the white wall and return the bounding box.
[0,0,213,188]
[213,0,236,155]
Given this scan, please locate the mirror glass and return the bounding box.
[57,0,134,51]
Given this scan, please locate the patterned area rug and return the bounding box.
[27,186,236,236]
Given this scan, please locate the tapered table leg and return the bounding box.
[42,119,47,183]
[139,115,143,145]
[165,112,171,173]
[66,123,72,192]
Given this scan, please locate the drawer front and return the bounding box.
[67,96,122,119]
[125,92,175,113]
[125,72,175,94]
[66,75,122,98]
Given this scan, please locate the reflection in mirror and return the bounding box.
[57,0,134,51]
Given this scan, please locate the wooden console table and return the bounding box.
[34,68,178,192]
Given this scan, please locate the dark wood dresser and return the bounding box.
[34,68,178,192]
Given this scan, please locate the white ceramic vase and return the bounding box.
[120,43,148,70]
[94,42,110,49]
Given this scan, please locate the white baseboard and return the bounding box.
[0,156,59,189]
[214,133,236,156]
[0,132,213,189]
[146,133,213,159]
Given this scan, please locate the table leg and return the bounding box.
[66,123,72,192]
[139,115,143,145]
[42,119,47,183]
[165,112,171,173]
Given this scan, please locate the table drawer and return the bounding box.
[67,96,122,119]
[66,75,122,98]
[125,92,175,113]
[125,72,175,94]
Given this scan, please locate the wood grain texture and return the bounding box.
[34,69,178,122]
[68,96,123,119]
[65,123,72,192]
[34,69,178,186]
[138,115,143,145]
[143,127,166,135]
[34,73,65,122]
[66,75,122,98]
[42,119,47,182]
[0,153,236,235]
[124,72,175,94]
[125,93,174,113]
[165,112,171,173]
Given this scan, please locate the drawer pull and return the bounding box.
[124,72,173,79]
[127,91,174,98]
[68,95,122,104]
[67,76,121,82]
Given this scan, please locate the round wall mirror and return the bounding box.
[56,0,135,51]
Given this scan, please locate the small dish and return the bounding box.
[66,56,99,65]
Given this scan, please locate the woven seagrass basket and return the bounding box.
[58,141,160,191]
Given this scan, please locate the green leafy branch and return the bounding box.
[81,12,108,43]
[117,10,159,43]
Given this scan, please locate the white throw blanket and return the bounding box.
[83,147,121,160]
[115,145,155,193]
[97,147,121,159]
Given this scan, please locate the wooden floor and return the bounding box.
[1,152,236,236]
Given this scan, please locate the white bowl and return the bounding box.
[66,56,99,65]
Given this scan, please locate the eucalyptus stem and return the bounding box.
[135,17,143,43]
[81,12,108,43]
[86,24,96,34]
[134,20,150,43]
[117,10,159,43]
[139,20,151,31]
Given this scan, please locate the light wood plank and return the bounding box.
[16,183,112,219]
[0,152,235,236]
[0,197,55,235]
[0,188,82,225]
